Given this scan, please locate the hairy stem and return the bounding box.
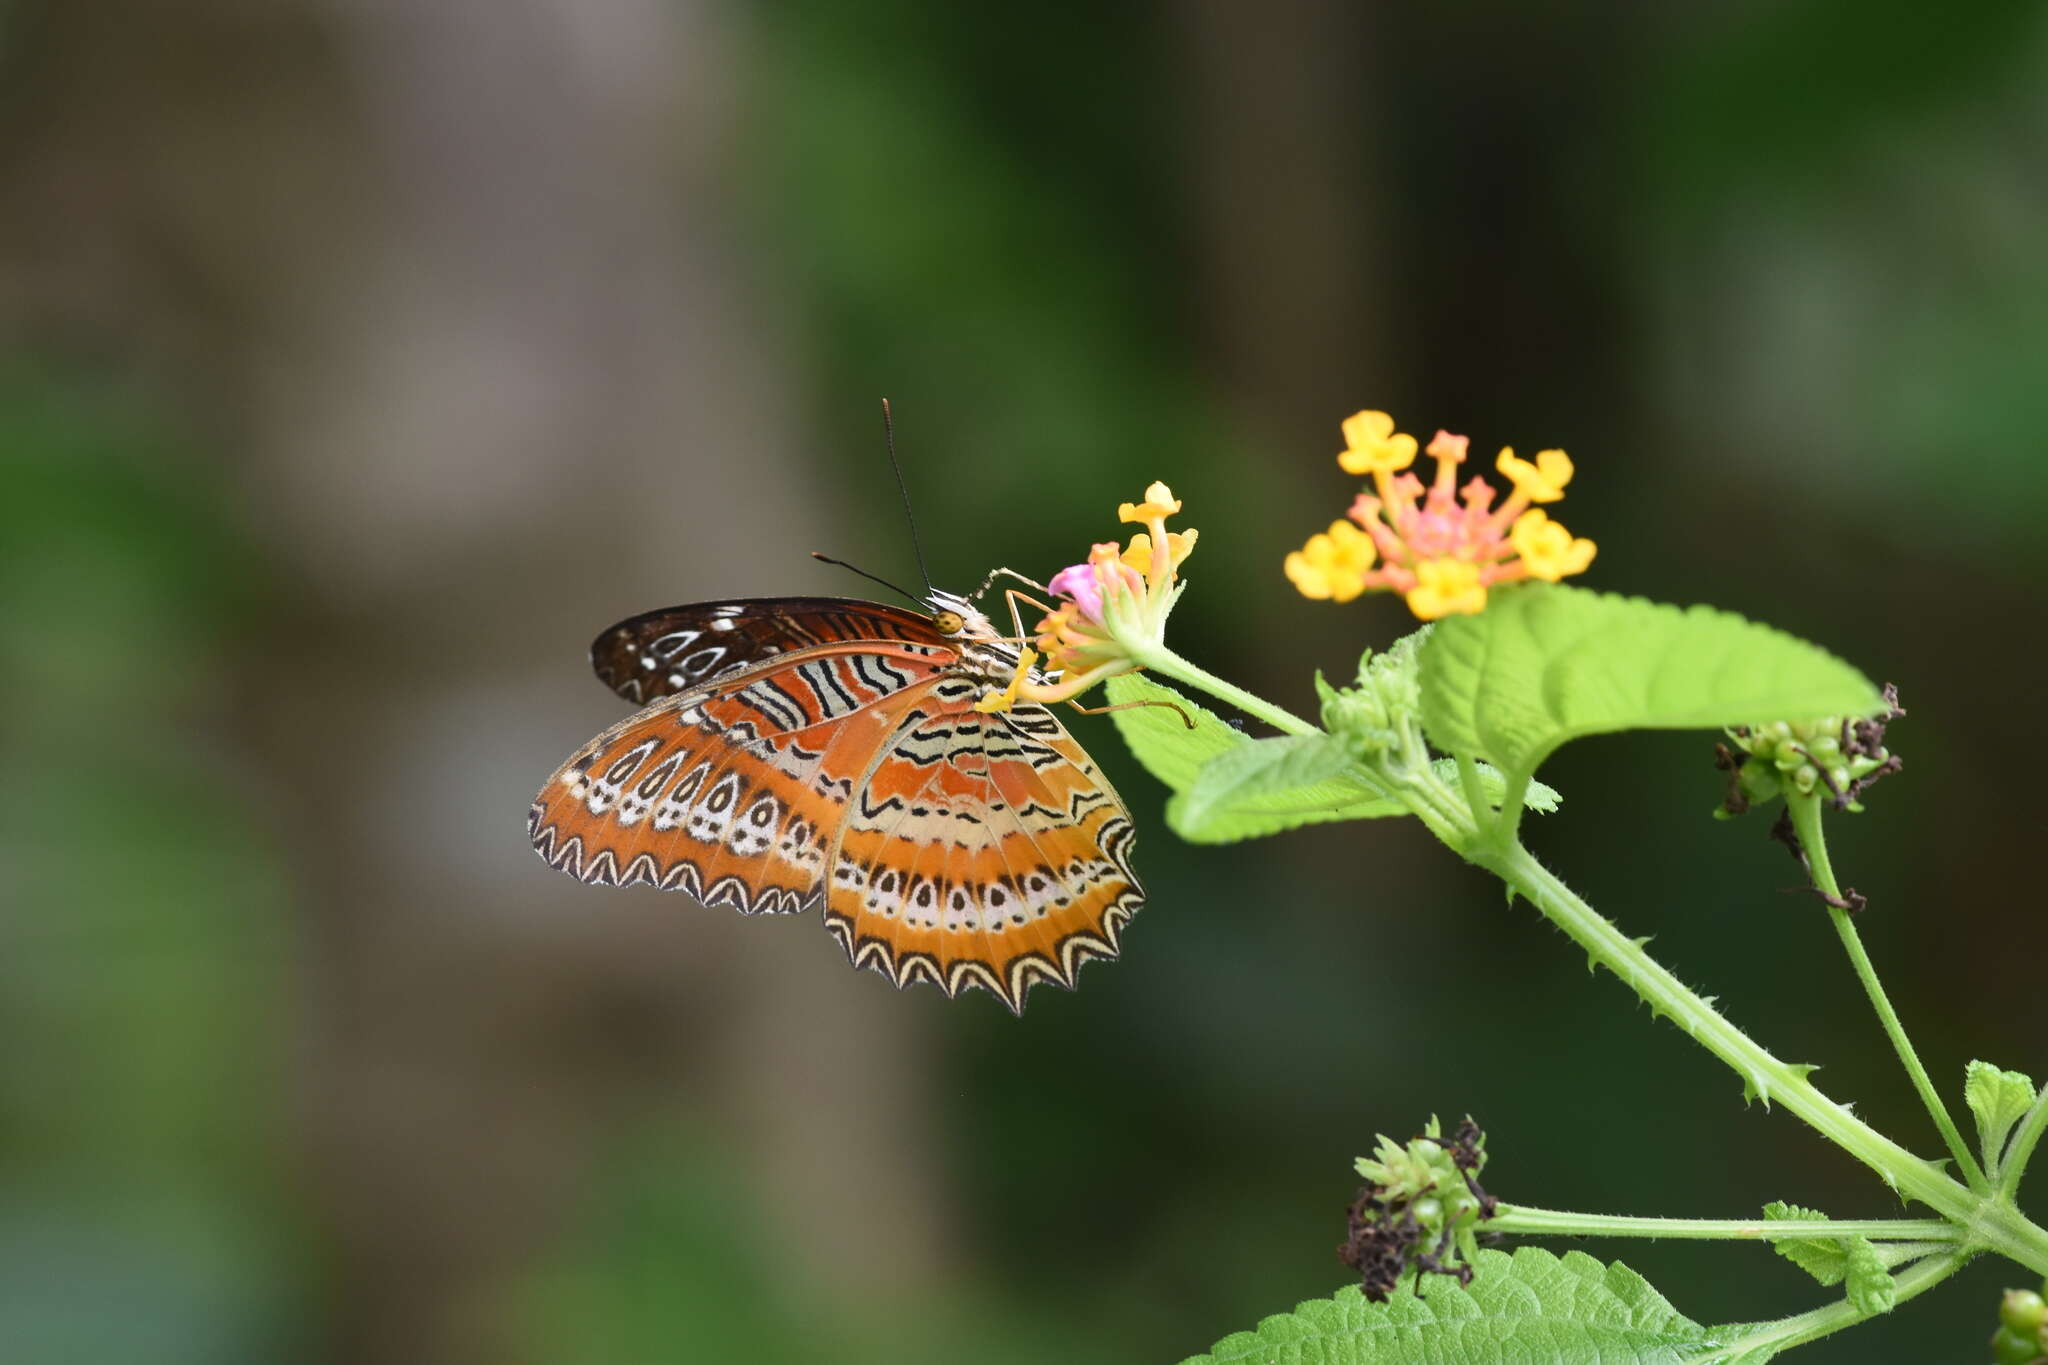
[1490,1204,1958,1244]
[1453,750,1494,834]
[1132,646,1319,739]
[1784,792,1989,1193]
[1997,1087,2048,1202]
[1702,1250,1970,1361]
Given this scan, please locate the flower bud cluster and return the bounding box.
[1993,1284,2048,1365]
[1341,1117,1496,1303]
[1317,631,1427,765]
[1719,686,1904,816]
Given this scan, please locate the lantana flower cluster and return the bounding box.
[1286,410,1597,619]
[974,482,1194,713]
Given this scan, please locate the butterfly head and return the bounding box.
[923,588,998,642]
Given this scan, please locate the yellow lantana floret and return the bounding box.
[1495,447,1574,503]
[1337,411,1418,475]
[1121,529,1198,576]
[1284,520,1376,602]
[1510,509,1597,582]
[973,645,1041,714]
[1406,558,1487,620]
[1118,481,1182,523]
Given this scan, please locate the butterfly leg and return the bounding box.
[970,566,1052,601]
[1063,696,1196,730]
[1000,587,1056,642]
[1000,588,1193,729]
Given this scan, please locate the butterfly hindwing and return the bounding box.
[825,699,1142,1013]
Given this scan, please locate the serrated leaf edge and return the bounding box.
[1179,1247,1724,1364]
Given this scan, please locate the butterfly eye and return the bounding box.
[932,609,965,636]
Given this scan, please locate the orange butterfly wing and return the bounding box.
[528,636,957,911]
[826,701,1141,1013]
[529,600,1144,1011]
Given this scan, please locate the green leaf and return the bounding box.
[1760,1200,1891,1312]
[1966,1060,2039,1172]
[1178,1247,1739,1365]
[1419,584,1885,783]
[1106,675,1560,844]
[1841,1239,1897,1316]
[1172,745,1563,842]
[1177,734,1377,822]
[1761,1202,1848,1286]
[1484,762,1563,814]
[1105,673,1249,795]
[1169,733,1409,842]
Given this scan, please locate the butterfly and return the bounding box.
[528,590,1142,1012]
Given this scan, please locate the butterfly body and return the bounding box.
[530,592,1141,1012]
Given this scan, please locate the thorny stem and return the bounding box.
[1493,840,2048,1275]
[1783,792,1990,1194]
[1131,655,2048,1282]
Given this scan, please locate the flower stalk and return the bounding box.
[1783,790,1991,1194]
[1487,1204,1961,1244]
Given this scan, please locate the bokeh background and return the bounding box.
[3,2,2045,1361]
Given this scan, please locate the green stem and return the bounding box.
[1784,793,1990,1194]
[1996,1087,2048,1201]
[1133,646,1319,739]
[1875,1240,1953,1269]
[1491,841,2048,1276]
[1130,655,2048,1274]
[1453,750,1494,834]
[1490,1204,1958,1244]
[1492,767,1532,847]
[1405,750,1489,842]
[1701,1250,1970,1361]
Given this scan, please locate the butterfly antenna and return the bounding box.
[810,552,925,607]
[881,398,935,594]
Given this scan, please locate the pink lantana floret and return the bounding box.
[1046,562,1104,621]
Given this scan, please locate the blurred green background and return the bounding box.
[2,2,2044,1361]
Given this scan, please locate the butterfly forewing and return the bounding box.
[531,633,957,907]
[589,597,949,704]
[533,597,1144,1011]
